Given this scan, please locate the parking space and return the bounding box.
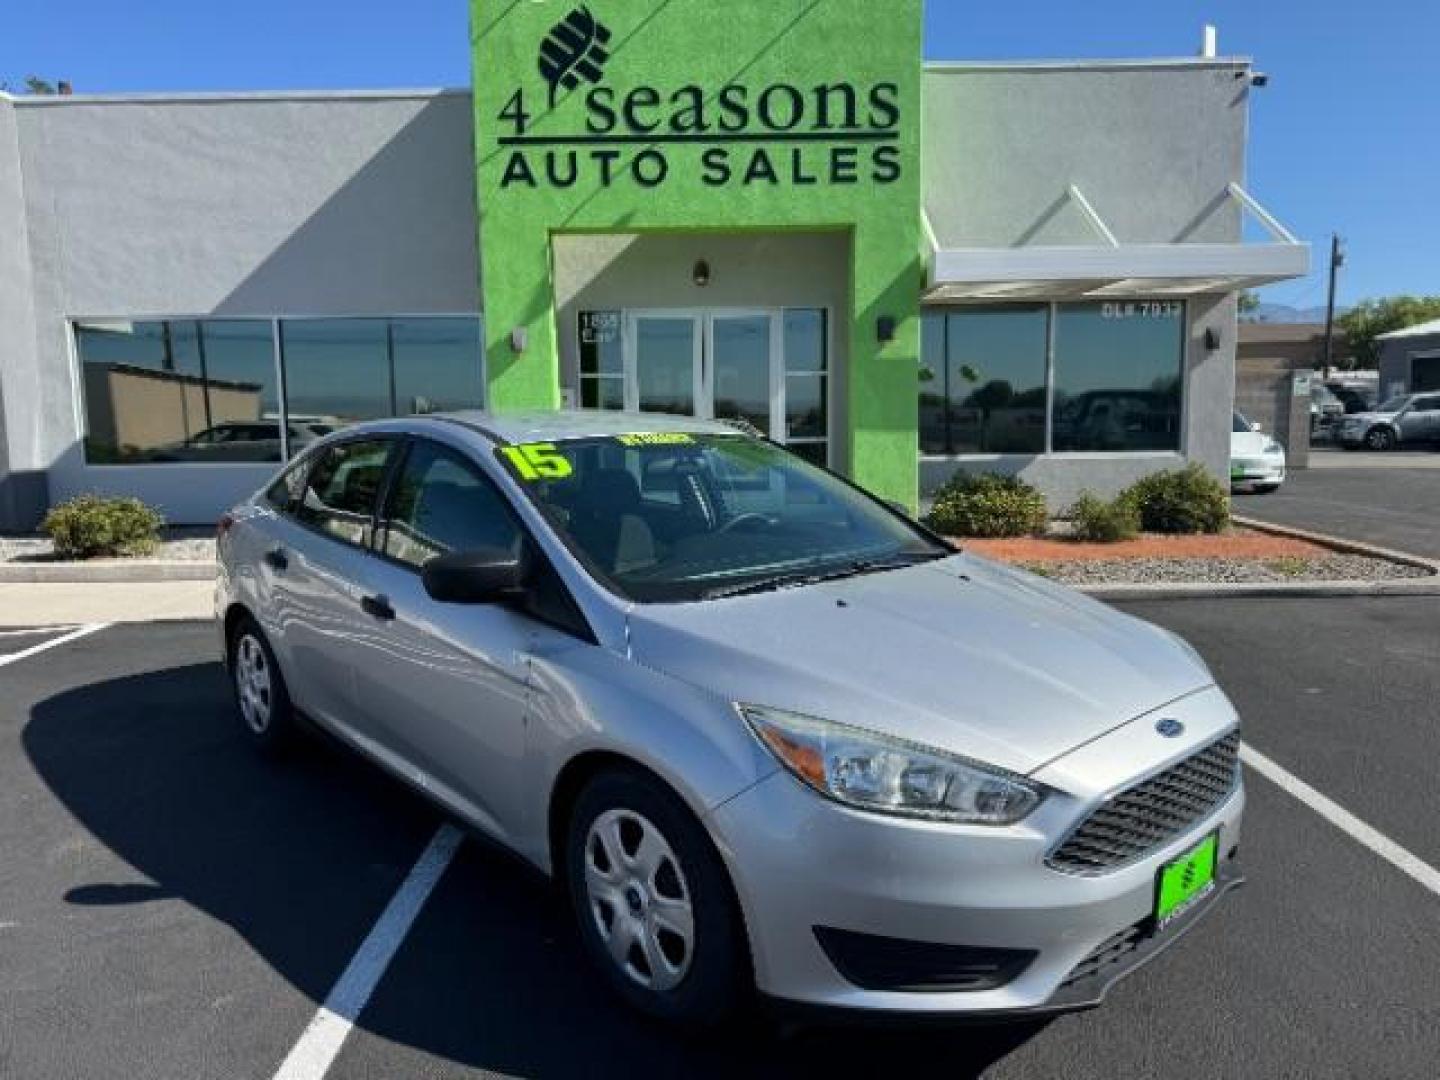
[3,608,1439,1079]
[1238,460,1440,559]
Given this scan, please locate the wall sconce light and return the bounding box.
[510,326,528,353]
[692,259,711,287]
[876,316,897,344]
[1204,327,1222,352]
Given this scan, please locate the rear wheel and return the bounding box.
[1365,426,1397,451]
[228,617,298,754]
[565,770,747,1027]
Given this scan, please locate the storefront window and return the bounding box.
[79,316,484,464]
[920,301,1185,456]
[77,319,280,464]
[1051,301,1184,453]
[579,310,624,409]
[920,306,1048,455]
[784,309,828,461]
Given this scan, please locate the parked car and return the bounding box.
[217,412,1244,1025]
[1337,393,1440,451]
[1324,382,1377,415]
[143,421,335,463]
[1230,411,1286,492]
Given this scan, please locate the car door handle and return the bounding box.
[264,547,288,572]
[361,594,396,621]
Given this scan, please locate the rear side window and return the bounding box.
[295,439,393,547]
[1413,395,1440,413]
[379,441,522,569]
[264,456,310,512]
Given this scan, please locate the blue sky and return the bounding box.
[5,0,1435,306]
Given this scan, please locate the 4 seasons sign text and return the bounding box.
[496,5,904,191]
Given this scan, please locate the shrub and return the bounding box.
[42,495,164,559]
[924,472,1048,538]
[1119,465,1230,535]
[1069,491,1141,543]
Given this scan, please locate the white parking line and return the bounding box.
[0,626,78,637]
[1242,743,1440,898]
[272,823,464,1080]
[0,623,109,667]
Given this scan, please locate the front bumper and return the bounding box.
[708,690,1245,1015]
[1230,457,1286,485]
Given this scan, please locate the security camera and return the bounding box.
[1250,72,1269,87]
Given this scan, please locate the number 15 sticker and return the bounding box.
[501,443,573,481]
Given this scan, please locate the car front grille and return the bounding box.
[1047,732,1241,875]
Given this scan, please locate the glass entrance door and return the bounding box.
[615,308,828,464]
[627,313,701,418]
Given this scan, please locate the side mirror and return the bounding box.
[1251,421,1264,433]
[421,545,528,604]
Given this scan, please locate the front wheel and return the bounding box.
[565,770,748,1027]
[1365,426,1397,451]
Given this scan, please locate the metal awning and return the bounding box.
[924,184,1310,302]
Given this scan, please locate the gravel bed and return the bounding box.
[0,529,216,564]
[1019,554,1433,586]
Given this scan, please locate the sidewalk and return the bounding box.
[0,581,214,627]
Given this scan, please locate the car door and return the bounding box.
[347,436,585,846]
[1401,395,1440,442]
[263,436,397,729]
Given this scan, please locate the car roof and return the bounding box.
[417,410,742,445]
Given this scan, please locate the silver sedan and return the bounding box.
[216,412,1244,1025]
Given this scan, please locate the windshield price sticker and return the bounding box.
[501,443,574,481]
[616,433,696,447]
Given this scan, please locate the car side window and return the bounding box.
[294,439,393,547]
[379,440,522,570]
[263,456,311,513]
[1414,395,1440,413]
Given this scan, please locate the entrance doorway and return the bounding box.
[580,308,829,466]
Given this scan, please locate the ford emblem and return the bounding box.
[1155,718,1185,738]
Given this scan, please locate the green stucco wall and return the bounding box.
[471,0,923,506]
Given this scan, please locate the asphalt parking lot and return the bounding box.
[1238,453,1440,559]
[3,603,1439,1080]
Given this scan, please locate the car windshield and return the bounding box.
[1378,396,1411,413]
[1232,411,1252,433]
[496,433,949,603]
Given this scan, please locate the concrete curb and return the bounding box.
[0,561,216,583]
[1077,516,1440,601]
[1232,515,1440,574]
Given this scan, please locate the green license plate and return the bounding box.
[1155,833,1218,926]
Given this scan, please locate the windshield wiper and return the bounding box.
[701,551,948,601]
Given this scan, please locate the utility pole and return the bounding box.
[1322,234,1345,372]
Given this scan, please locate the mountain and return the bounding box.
[1242,303,1350,325]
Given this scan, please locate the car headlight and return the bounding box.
[738,704,1046,825]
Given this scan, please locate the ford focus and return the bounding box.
[216,412,1244,1025]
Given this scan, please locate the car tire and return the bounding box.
[565,769,748,1028]
[1254,483,1282,494]
[1365,427,1397,451]
[227,617,298,754]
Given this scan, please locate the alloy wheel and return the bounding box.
[583,809,695,993]
[234,633,273,735]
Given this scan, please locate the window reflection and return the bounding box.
[79,316,484,464]
[919,306,1048,455]
[77,319,280,464]
[1052,302,1184,453]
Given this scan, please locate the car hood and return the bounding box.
[1231,431,1280,456]
[625,554,1212,775]
[1344,410,1399,424]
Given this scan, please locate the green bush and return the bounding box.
[1069,491,1141,543]
[923,472,1048,538]
[1119,465,1230,535]
[42,495,164,559]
